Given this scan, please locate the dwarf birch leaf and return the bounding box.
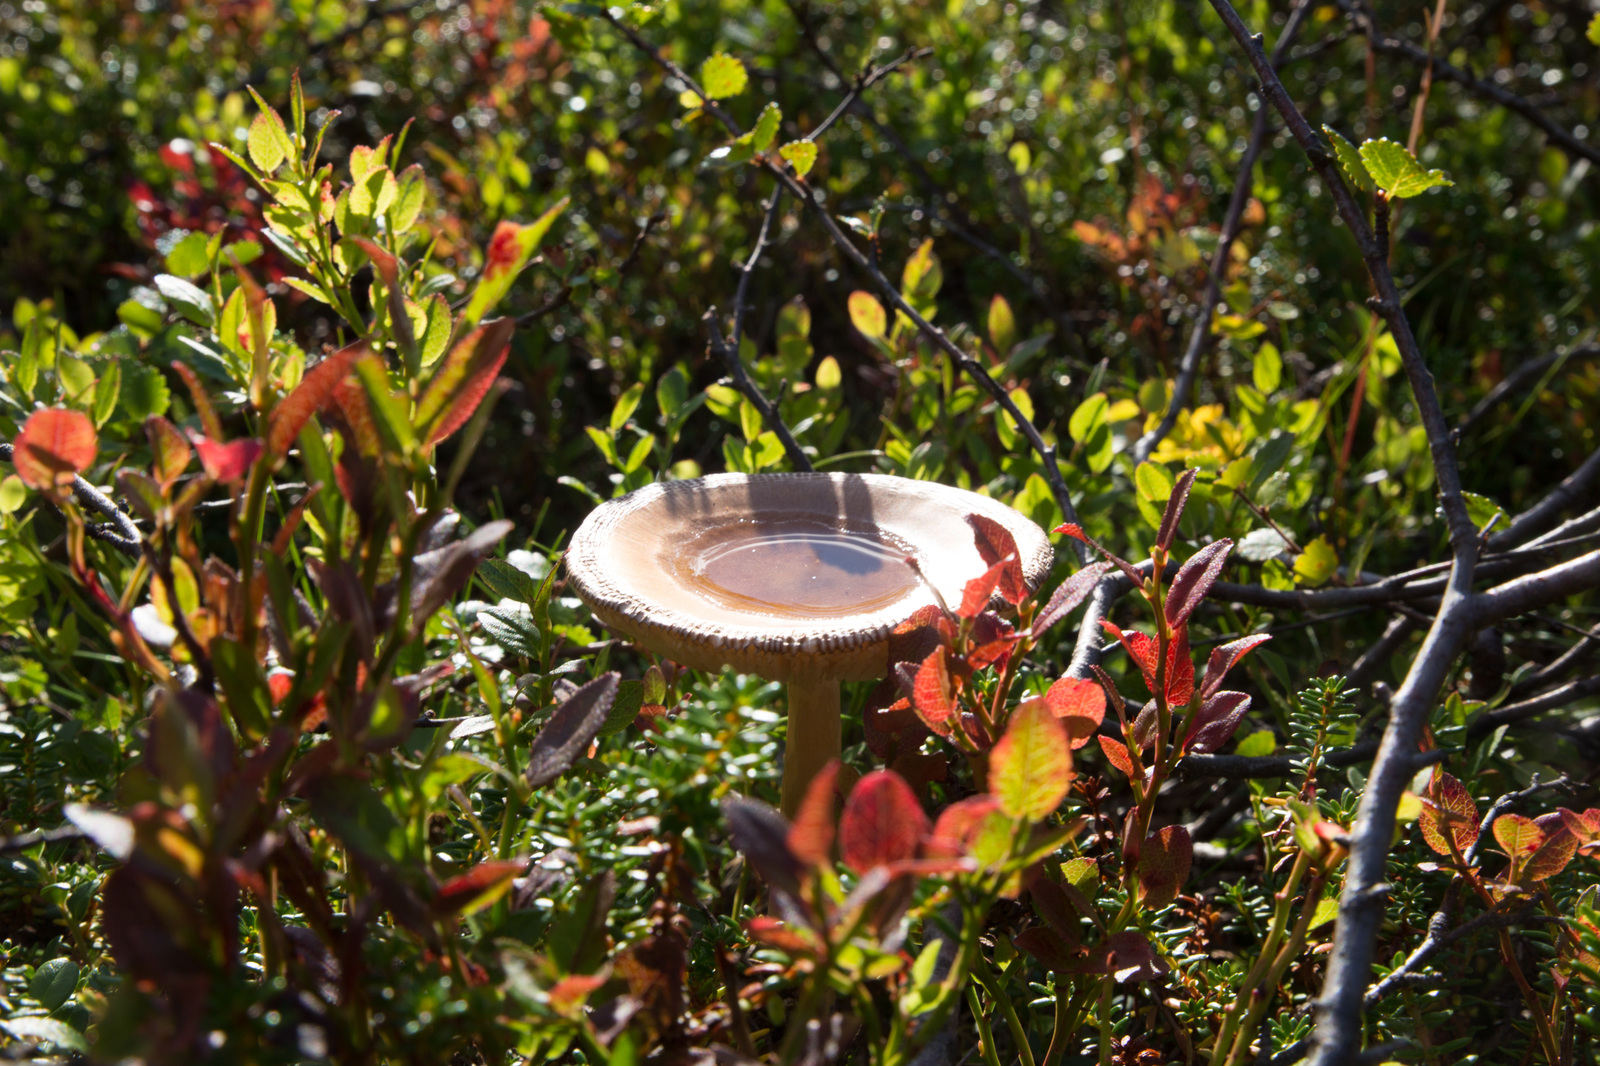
[12,408,97,489]
[1358,138,1453,198]
[1418,771,1478,856]
[1136,825,1192,910]
[1045,677,1105,750]
[700,53,749,99]
[779,139,818,177]
[1322,125,1375,193]
[848,291,887,339]
[991,698,1072,821]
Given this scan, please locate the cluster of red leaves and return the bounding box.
[1418,769,1600,887]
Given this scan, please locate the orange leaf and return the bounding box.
[1044,677,1105,749]
[1097,735,1138,782]
[788,759,840,867]
[432,860,525,916]
[12,408,97,489]
[912,647,954,735]
[145,416,192,491]
[958,556,1011,618]
[265,340,367,459]
[192,435,263,483]
[1419,770,1479,857]
[1521,813,1576,882]
[966,514,1026,604]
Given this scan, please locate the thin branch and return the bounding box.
[513,285,573,329]
[1134,0,1311,463]
[600,10,1085,544]
[705,307,813,473]
[1338,0,1600,168]
[1506,620,1600,699]
[731,187,785,347]
[1465,775,1574,864]
[1486,444,1600,550]
[0,825,87,855]
[1466,676,1600,738]
[1195,5,1480,1063]
[0,442,142,554]
[1474,548,1600,627]
[1346,614,1421,693]
[1459,343,1600,434]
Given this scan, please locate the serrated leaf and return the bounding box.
[1136,825,1191,910]
[751,101,781,151]
[1238,527,1291,562]
[1358,138,1453,199]
[779,139,818,177]
[699,53,748,100]
[912,647,953,735]
[1419,770,1478,857]
[991,698,1073,821]
[1323,125,1374,193]
[248,108,290,173]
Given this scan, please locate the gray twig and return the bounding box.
[0,441,142,554]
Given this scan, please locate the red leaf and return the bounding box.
[958,556,1011,617]
[991,698,1074,821]
[1164,538,1233,628]
[966,514,1026,604]
[266,340,367,459]
[1031,561,1112,637]
[1052,523,1145,587]
[145,417,191,491]
[1097,735,1138,781]
[432,860,526,916]
[1522,812,1577,882]
[1044,677,1105,750]
[1418,770,1479,857]
[1201,634,1272,701]
[1101,621,1160,688]
[170,360,223,442]
[548,971,609,1013]
[1165,624,1194,708]
[1102,931,1167,983]
[415,317,515,448]
[745,916,818,956]
[12,408,97,489]
[912,647,954,736]
[1182,691,1251,755]
[1136,825,1192,910]
[1015,926,1081,971]
[928,794,1001,857]
[1155,467,1198,551]
[788,759,840,867]
[1090,665,1127,726]
[1024,866,1083,946]
[968,612,1019,669]
[192,435,264,483]
[839,770,928,872]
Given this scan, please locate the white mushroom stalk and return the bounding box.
[564,472,1053,816]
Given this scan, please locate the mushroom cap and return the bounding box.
[564,472,1053,683]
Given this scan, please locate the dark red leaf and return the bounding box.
[839,770,928,872]
[1183,691,1252,755]
[967,514,1026,603]
[526,673,619,788]
[1136,826,1192,910]
[1164,538,1233,628]
[1015,926,1081,971]
[1090,665,1127,726]
[1023,866,1082,946]
[1166,625,1194,708]
[1156,467,1198,550]
[723,796,806,904]
[1201,634,1272,701]
[1031,562,1112,637]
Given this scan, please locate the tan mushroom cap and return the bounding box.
[564,472,1054,682]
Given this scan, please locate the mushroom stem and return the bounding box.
[781,674,842,818]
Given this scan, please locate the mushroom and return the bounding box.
[564,472,1053,815]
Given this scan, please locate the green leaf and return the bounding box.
[751,101,782,151]
[1322,125,1374,193]
[1293,535,1339,586]
[779,139,818,177]
[1253,342,1282,393]
[848,291,887,339]
[610,381,646,432]
[153,274,214,326]
[0,474,27,514]
[699,53,748,100]
[1134,461,1174,503]
[212,638,272,739]
[29,957,79,1011]
[814,355,841,390]
[1237,527,1290,562]
[165,231,212,278]
[0,1017,87,1053]
[120,363,171,421]
[1234,729,1277,757]
[1461,491,1503,532]
[990,698,1072,821]
[1588,13,1600,46]
[988,294,1016,354]
[478,559,538,604]
[246,102,292,174]
[1068,392,1108,443]
[1358,138,1453,199]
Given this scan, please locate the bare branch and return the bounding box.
[1474,548,1600,627]
[0,441,142,555]
[1467,677,1600,738]
[1465,775,1574,864]
[1487,444,1600,551]
[704,306,813,474]
[1506,620,1600,700]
